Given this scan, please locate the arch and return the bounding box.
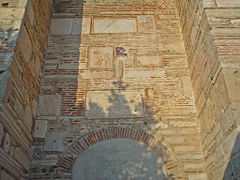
[57,127,179,178]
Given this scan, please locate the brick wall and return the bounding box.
[0,0,53,179]
[176,0,240,179]
[30,0,204,179]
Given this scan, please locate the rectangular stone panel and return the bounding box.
[88,47,114,69]
[136,56,163,66]
[86,90,144,118]
[93,19,137,34]
[50,19,72,35]
[137,16,156,32]
[44,132,64,152]
[37,94,61,116]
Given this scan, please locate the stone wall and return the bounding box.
[176,0,240,179]
[0,0,53,179]
[30,0,204,179]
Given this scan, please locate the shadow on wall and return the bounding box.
[224,133,240,179]
[0,27,18,103]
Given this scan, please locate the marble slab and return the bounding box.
[93,19,136,34]
[136,56,163,66]
[86,90,144,118]
[89,47,114,69]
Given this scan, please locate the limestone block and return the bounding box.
[231,19,240,27]
[71,18,91,34]
[86,90,144,118]
[188,173,208,180]
[93,19,136,34]
[136,56,162,66]
[137,16,156,32]
[18,25,31,62]
[0,71,9,105]
[182,76,194,99]
[14,148,29,170]
[26,0,34,25]
[3,133,11,153]
[50,19,72,35]
[0,8,25,20]
[88,47,114,69]
[202,0,216,8]
[44,132,64,152]
[216,0,240,7]
[0,171,15,180]
[79,70,114,79]
[24,105,33,131]
[37,94,62,116]
[202,98,216,133]
[222,127,240,158]
[34,120,48,138]
[0,123,3,144]
[223,68,240,102]
[221,105,236,133]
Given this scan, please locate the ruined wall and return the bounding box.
[30,0,204,179]
[0,0,53,179]
[176,0,240,179]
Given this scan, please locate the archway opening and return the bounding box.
[72,139,168,180]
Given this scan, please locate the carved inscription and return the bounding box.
[89,47,113,69]
[137,16,156,32]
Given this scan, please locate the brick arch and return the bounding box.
[58,127,178,177]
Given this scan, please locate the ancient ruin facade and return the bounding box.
[0,0,239,179]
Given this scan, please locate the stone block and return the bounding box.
[34,120,48,138]
[0,8,25,20]
[0,123,3,144]
[24,105,33,131]
[216,0,240,7]
[93,19,136,34]
[88,47,114,69]
[37,94,62,116]
[137,16,156,32]
[136,56,162,66]
[50,19,72,35]
[3,133,11,153]
[188,173,208,180]
[0,171,15,180]
[18,25,32,62]
[0,71,10,106]
[86,90,144,118]
[72,18,91,34]
[14,148,29,170]
[44,132,64,152]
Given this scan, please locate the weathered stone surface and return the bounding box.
[86,90,144,118]
[3,133,11,153]
[14,148,29,170]
[72,18,91,34]
[216,0,240,7]
[37,95,62,116]
[50,19,72,35]
[88,47,114,69]
[137,16,156,32]
[44,132,64,152]
[136,56,162,66]
[33,120,48,138]
[0,122,3,144]
[93,19,137,34]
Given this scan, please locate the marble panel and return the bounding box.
[34,120,48,138]
[88,47,114,69]
[86,89,144,118]
[137,16,156,32]
[93,19,136,34]
[136,56,162,66]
